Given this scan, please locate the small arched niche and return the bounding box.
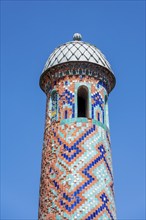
[51,90,58,121]
[77,85,89,118]
[105,94,108,104]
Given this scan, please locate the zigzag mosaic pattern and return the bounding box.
[39,75,116,219]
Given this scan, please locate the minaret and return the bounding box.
[39,33,116,220]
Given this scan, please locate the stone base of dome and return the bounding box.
[40,61,116,94]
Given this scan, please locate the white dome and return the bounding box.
[43,35,112,72]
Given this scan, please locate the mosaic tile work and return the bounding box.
[47,75,109,129]
[40,61,116,94]
[59,81,75,119]
[39,75,116,219]
[51,91,58,121]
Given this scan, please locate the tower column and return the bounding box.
[39,34,116,220]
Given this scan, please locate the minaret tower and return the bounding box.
[39,33,116,220]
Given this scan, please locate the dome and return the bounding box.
[43,33,112,72]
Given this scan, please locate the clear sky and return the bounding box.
[1,1,145,220]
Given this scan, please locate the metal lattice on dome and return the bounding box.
[43,33,112,72]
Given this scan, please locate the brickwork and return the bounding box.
[39,74,116,220]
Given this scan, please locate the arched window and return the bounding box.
[104,94,109,128]
[105,95,108,105]
[51,90,58,121]
[77,86,89,118]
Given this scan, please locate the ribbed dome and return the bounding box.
[43,34,112,72]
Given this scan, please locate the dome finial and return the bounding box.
[73,33,82,41]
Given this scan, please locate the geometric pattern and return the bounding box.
[43,41,112,72]
[49,75,109,127]
[59,81,75,119]
[40,62,116,95]
[39,75,116,219]
[91,82,105,123]
[39,122,116,219]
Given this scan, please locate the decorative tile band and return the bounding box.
[40,62,116,94]
[60,118,109,132]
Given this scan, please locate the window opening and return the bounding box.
[98,112,100,121]
[77,86,89,117]
[105,95,108,104]
[51,91,58,121]
[65,110,68,119]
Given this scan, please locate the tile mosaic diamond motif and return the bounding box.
[43,41,111,72]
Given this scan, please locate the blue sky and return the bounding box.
[1,1,145,219]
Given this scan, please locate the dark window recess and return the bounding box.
[77,86,89,118]
[105,95,108,104]
[98,112,100,121]
[65,110,68,119]
[103,112,104,124]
